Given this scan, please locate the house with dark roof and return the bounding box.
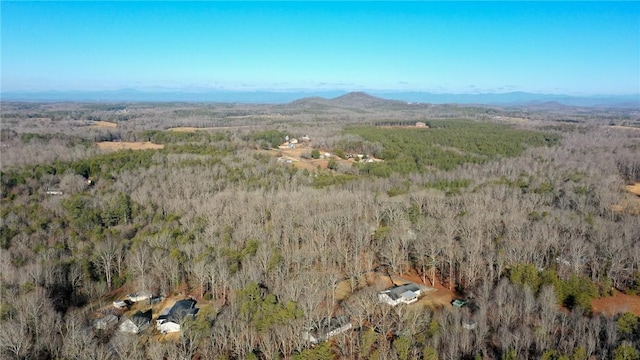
[302,316,353,344]
[119,309,152,334]
[378,283,422,306]
[92,314,118,330]
[156,299,198,334]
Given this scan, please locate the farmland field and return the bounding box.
[96,141,164,151]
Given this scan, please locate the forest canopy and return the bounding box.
[344,120,560,174]
[0,101,639,360]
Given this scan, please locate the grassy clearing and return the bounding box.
[89,120,118,128]
[97,141,164,151]
[627,183,640,196]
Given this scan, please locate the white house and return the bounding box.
[127,292,153,303]
[378,283,422,306]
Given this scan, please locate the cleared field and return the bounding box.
[335,271,455,310]
[167,125,254,132]
[611,125,640,131]
[592,291,640,316]
[90,120,118,128]
[97,141,164,151]
[627,182,640,196]
[168,127,208,132]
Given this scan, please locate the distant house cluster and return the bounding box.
[280,134,311,149]
[94,292,198,336]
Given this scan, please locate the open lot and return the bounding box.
[592,291,640,316]
[627,182,640,196]
[96,141,164,151]
[335,271,456,310]
[89,120,118,128]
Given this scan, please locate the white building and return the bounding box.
[378,283,422,306]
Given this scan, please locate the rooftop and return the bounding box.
[382,283,421,300]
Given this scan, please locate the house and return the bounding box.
[452,299,467,308]
[46,189,63,195]
[378,283,422,306]
[119,310,152,334]
[416,122,428,128]
[93,314,118,330]
[156,299,198,334]
[127,292,153,303]
[302,316,353,344]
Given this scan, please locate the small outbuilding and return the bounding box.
[462,318,477,330]
[113,299,133,309]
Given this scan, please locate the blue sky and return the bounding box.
[1,1,639,95]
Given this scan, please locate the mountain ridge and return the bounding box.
[2,89,638,108]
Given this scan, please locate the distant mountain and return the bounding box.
[329,92,407,107]
[1,89,638,108]
[371,91,640,108]
[285,96,332,108]
[286,92,409,109]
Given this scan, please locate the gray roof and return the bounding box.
[164,299,198,323]
[131,309,152,327]
[383,283,420,300]
[308,316,351,338]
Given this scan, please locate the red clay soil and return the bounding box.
[592,290,640,316]
[394,269,460,309]
[396,268,454,291]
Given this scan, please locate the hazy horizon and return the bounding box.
[2,2,639,96]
